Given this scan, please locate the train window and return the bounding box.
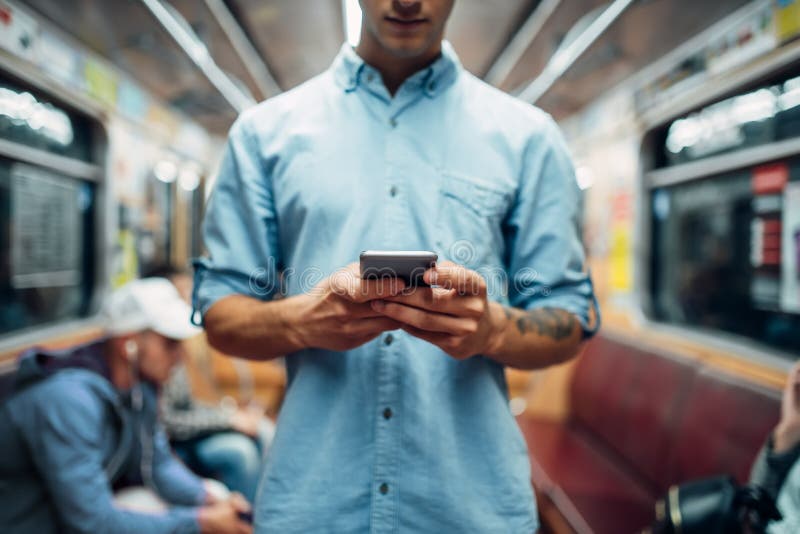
[0,160,96,336]
[657,73,800,168]
[650,156,800,354]
[0,75,94,162]
[647,67,800,356]
[0,72,101,339]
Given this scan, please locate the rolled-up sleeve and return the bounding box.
[504,115,600,337]
[192,117,281,324]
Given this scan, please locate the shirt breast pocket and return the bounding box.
[437,170,512,269]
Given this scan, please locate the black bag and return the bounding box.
[651,475,781,534]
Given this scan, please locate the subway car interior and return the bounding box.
[1,0,799,533]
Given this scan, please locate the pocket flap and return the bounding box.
[441,171,510,218]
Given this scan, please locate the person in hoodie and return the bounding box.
[0,278,252,534]
[750,361,800,533]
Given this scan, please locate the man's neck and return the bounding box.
[355,39,442,96]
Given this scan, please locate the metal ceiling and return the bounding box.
[19,0,761,134]
[23,0,243,133]
[519,0,754,119]
[445,0,539,77]
[225,0,344,91]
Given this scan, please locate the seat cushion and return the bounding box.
[523,334,781,533]
[519,417,656,534]
[571,336,699,490]
[667,368,780,485]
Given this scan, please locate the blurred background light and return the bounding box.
[343,0,362,47]
[575,165,595,190]
[178,162,202,191]
[154,159,178,183]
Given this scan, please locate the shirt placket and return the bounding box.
[368,82,430,534]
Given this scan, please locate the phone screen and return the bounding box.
[359,250,437,287]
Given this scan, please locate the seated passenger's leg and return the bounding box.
[193,432,262,502]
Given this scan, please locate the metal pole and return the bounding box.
[484,0,562,88]
[140,0,256,113]
[203,0,281,99]
[516,0,637,104]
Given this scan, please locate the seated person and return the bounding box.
[751,361,800,533]
[145,265,276,502]
[160,360,275,503]
[0,278,252,534]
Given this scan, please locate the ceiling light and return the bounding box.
[178,162,202,191]
[343,0,362,47]
[154,160,178,183]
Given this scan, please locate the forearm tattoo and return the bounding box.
[504,306,577,340]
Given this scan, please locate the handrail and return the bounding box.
[514,0,636,104]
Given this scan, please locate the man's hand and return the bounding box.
[204,262,405,359]
[774,362,800,453]
[371,261,585,368]
[284,263,405,352]
[198,496,252,534]
[370,262,504,359]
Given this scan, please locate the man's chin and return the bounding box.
[380,37,434,59]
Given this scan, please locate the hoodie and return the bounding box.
[0,340,205,533]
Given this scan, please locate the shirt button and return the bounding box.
[366,73,374,82]
[383,407,393,420]
[379,483,389,495]
[389,185,398,197]
[428,81,436,91]
[389,117,397,128]
[384,333,394,346]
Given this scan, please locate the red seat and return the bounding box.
[667,369,779,485]
[519,334,781,533]
[521,419,655,534]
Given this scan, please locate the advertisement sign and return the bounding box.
[610,191,633,293]
[0,1,39,62]
[37,31,83,90]
[775,0,800,42]
[117,79,149,121]
[10,164,82,288]
[84,57,118,108]
[781,181,800,312]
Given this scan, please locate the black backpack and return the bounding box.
[650,475,781,534]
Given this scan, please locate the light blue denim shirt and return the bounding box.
[194,42,598,534]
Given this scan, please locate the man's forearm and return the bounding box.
[203,294,307,360]
[484,302,584,370]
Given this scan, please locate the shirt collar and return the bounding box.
[332,40,461,98]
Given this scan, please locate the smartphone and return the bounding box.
[359,250,438,287]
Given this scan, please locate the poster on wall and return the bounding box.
[775,0,800,42]
[37,31,83,91]
[0,1,39,63]
[609,190,633,293]
[84,57,118,108]
[781,181,800,313]
[10,164,82,288]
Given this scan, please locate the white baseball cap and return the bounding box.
[102,277,201,340]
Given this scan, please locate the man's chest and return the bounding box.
[268,99,522,270]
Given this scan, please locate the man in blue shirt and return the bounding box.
[194,1,599,532]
